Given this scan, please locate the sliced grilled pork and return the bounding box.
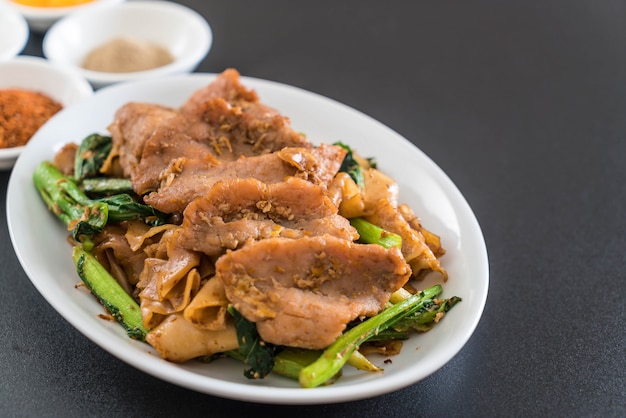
[215,235,411,350]
[179,177,358,256]
[106,102,179,178]
[180,68,258,115]
[129,112,224,194]
[105,68,312,197]
[127,99,311,195]
[142,144,347,214]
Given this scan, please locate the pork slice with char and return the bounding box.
[181,68,307,132]
[181,68,258,115]
[192,96,311,155]
[184,68,310,156]
[142,144,347,214]
[215,235,411,350]
[131,97,311,196]
[130,113,223,194]
[106,102,178,178]
[202,98,311,155]
[110,68,311,196]
[142,156,285,214]
[276,144,347,187]
[179,177,358,256]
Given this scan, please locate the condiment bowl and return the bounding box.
[42,1,213,89]
[0,56,94,170]
[0,0,126,33]
[0,3,29,60]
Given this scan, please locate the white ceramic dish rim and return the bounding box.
[0,4,29,60]
[7,73,489,404]
[43,0,213,86]
[0,55,94,169]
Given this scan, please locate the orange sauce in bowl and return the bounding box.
[11,0,93,7]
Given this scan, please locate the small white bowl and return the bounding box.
[1,0,126,33]
[43,1,213,89]
[0,56,94,170]
[0,3,29,60]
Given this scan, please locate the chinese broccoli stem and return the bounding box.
[272,348,381,379]
[350,217,402,249]
[389,287,413,303]
[81,177,134,195]
[73,133,133,194]
[225,348,319,380]
[35,161,92,223]
[270,348,324,380]
[346,349,383,372]
[299,284,442,388]
[72,246,148,341]
[272,349,379,380]
[34,161,167,247]
[35,161,106,248]
[392,295,462,333]
[227,346,381,381]
[366,295,462,341]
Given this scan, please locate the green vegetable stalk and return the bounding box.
[299,284,443,388]
[34,161,167,248]
[81,177,134,195]
[350,217,402,249]
[367,295,462,340]
[72,246,148,341]
[227,312,384,380]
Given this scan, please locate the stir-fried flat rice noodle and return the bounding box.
[56,68,448,363]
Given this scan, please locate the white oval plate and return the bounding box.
[7,73,489,405]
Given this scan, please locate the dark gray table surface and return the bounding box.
[2,1,625,416]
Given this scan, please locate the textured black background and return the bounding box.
[2,1,625,416]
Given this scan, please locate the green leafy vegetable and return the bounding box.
[228,306,277,379]
[392,295,462,333]
[74,133,113,182]
[335,141,365,188]
[34,161,167,248]
[367,295,462,341]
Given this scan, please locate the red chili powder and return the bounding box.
[0,88,63,148]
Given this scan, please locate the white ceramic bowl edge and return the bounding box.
[0,3,29,60]
[43,0,213,89]
[0,56,94,169]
